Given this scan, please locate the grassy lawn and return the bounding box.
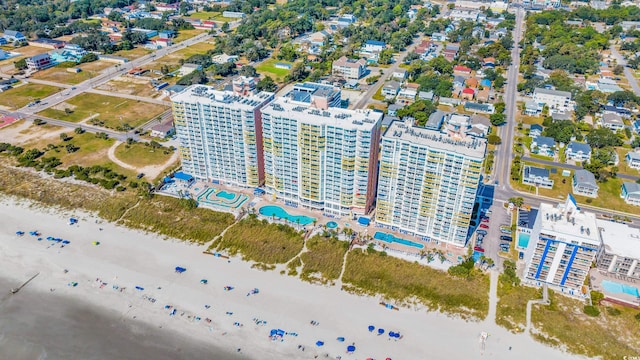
[0,83,61,109]
[188,11,221,20]
[299,235,349,284]
[255,58,292,81]
[615,147,639,176]
[97,79,159,98]
[215,215,304,265]
[111,47,152,60]
[114,141,175,168]
[173,29,205,43]
[342,248,490,319]
[519,114,543,125]
[531,291,640,359]
[38,93,168,129]
[32,61,112,85]
[496,279,542,333]
[120,196,235,243]
[372,83,385,101]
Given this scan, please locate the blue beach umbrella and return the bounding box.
[316,341,324,347]
[347,345,356,352]
[368,325,375,332]
[378,328,385,335]
[336,337,345,342]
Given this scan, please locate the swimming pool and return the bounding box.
[216,191,235,200]
[601,280,640,297]
[374,231,424,249]
[326,221,338,229]
[259,205,316,226]
[517,232,530,249]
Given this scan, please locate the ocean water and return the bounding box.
[0,278,247,360]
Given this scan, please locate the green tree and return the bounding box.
[490,113,506,126]
[508,197,525,208]
[543,120,578,144]
[586,128,623,148]
[14,58,27,70]
[487,134,502,145]
[396,100,436,126]
[257,76,277,92]
[60,133,70,141]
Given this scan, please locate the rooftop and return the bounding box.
[170,85,273,109]
[524,166,550,178]
[596,219,640,259]
[538,199,600,246]
[534,87,572,99]
[383,119,487,158]
[262,96,382,131]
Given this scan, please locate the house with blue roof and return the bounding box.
[3,30,26,43]
[621,182,640,206]
[364,40,386,53]
[566,142,592,163]
[522,166,554,188]
[529,124,543,137]
[626,150,640,170]
[530,135,556,157]
[633,120,640,134]
[480,78,492,88]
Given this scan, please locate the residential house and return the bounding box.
[453,65,472,77]
[382,81,401,98]
[222,11,246,18]
[525,100,543,115]
[419,90,434,101]
[602,105,632,118]
[573,169,599,198]
[470,114,491,137]
[476,88,490,102]
[0,38,7,46]
[28,38,66,49]
[397,83,419,104]
[601,113,625,131]
[461,88,475,100]
[449,8,480,21]
[3,30,26,43]
[533,88,574,113]
[621,182,640,206]
[364,40,385,53]
[391,70,407,81]
[522,166,554,188]
[483,57,496,67]
[439,97,461,107]
[337,14,357,27]
[426,110,446,130]
[551,111,573,121]
[566,142,592,162]
[480,78,492,89]
[625,150,640,170]
[309,31,330,47]
[332,56,367,80]
[634,120,640,134]
[466,77,479,88]
[387,104,402,117]
[453,75,466,88]
[530,136,556,157]
[529,124,543,137]
[597,78,623,93]
[621,21,640,31]
[0,49,13,61]
[599,69,614,80]
[26,53,53,71]
[178,63,202,76]
[464,102,494,114]
[431,32,446,42]
[155,38,172,47]
[162,84,186,97]
[211,54,239,64]
[150,121,175,138]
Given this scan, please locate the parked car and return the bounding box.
[500,228,512,234]
[481,218,490,223]
[477,229,487,236]
[500,235,513,242]
[480,224,489,229]
[519,252,524,260]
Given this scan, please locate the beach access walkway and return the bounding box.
[525,284,549,334]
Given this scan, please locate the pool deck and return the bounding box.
[589,269,640,308]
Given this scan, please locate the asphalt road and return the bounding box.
[609,44,640,95]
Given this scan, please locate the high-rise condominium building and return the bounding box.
[170,79,274,187]
[260,85,382,217]
[523,196,600,297]
[375,119,486,246]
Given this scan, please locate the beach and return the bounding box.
[0,197,587,360]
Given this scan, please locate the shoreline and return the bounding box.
[0,196,586,360]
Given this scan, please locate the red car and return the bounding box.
[481,218,490,223]
[479,224,489,229]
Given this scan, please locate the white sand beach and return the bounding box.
[0,197,588,360]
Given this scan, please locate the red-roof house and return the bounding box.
[453,65,472,76]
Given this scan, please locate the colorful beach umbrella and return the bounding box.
[368,325,375,332]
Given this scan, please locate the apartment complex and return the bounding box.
[332,56,367,80]
[170,80,274,188]
[595,220,640,280]
[532,87,574,113]
[523,196,600,296]
[260,93,382,217]
[375,119,486,246]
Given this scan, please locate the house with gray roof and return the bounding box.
[522,166,554,188]
[573,169,599,198]
[533,87,574,113]
[566,142,592,163]
[464,102,494,114]
[382,81,401,98]
[3,30,26,43]
[387,103,402,117]
[626,150,640,170]
[529,124,543,137]
[524,100,543,115]
[621,182,640,206]
[426,110,446,131]
[601,113,625,131]
[530,136,556,157]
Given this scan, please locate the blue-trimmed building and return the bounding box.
[523,196,600,297]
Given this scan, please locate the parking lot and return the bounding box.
[472,202,513,269]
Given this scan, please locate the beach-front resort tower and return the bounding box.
[170,78,274,187]
[260,83,382,217]
[375,118,486,246]
[522,196,600,297]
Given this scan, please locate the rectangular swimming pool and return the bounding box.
[374,231,424,249]
[601,280,640,297]
[517,232,530,249]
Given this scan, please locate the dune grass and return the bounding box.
[531,291,640,359]
[342,248,489,319]
[496,278,542,333]
[119,196,234,243]
[299,235,349,284]
[215,215,304,265]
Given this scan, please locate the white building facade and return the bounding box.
[375,119,487,246]
[260,96,382,217]
[170,84,274,188]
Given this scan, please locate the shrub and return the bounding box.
[635,312,640,321]
[605,307,621,316]
[583,305,600,317]
[591,291,604,305]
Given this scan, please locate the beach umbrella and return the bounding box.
[393,332,400,338]
[135,286,144,291]
[377,328,385,335]
[368,325,375,332]
[62,240,70,244]
[347,345,356,352]
[388,332,395,338]
[336,337,345,342]
[316,341,324,347]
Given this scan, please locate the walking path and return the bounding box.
[486,270,499,324]
[525,284,549,334]
[106,141,179,180]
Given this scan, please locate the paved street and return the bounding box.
[609,44,640,95]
